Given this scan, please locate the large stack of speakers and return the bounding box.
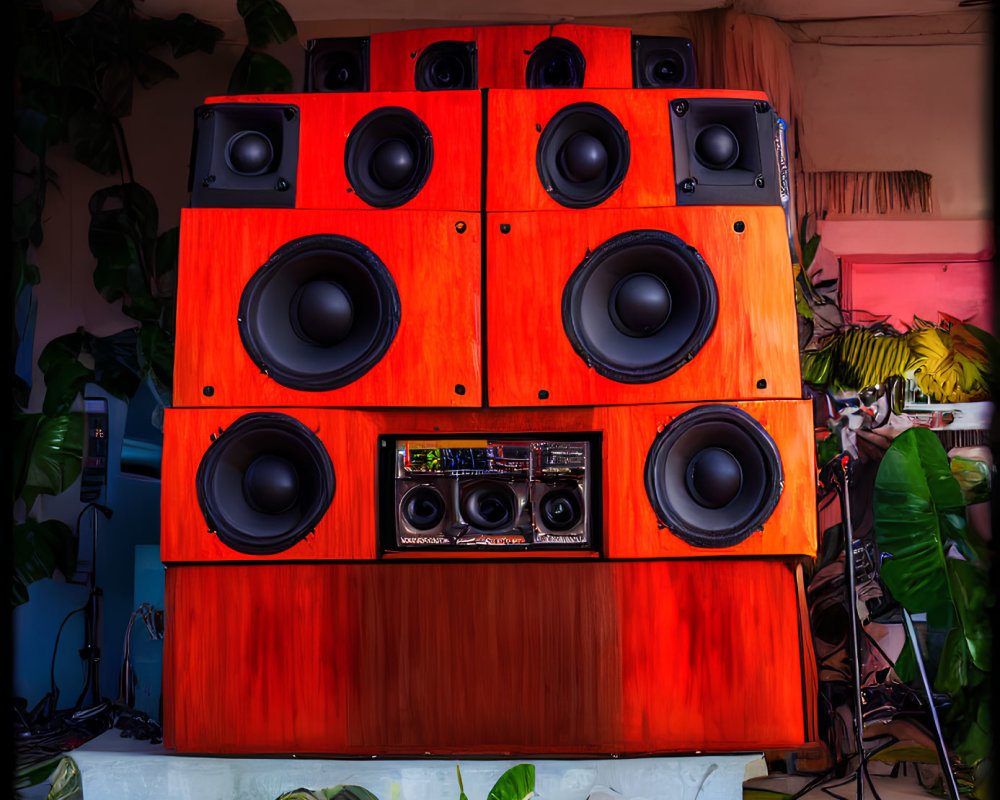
[163,24,818,755]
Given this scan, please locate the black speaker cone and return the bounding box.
[609,272,672,337]
[644,405,782,548]
[239,234,400,392]
[652,56,682,84]
[291,280,354,346]
[695,124,740,170]
[562,230,717,383]
[226,131,275,175]
[401,486,447,531]
[537,103,630,209]
[321,53,362,91]
[462,482,516,531]
[369,138,416,189]
[243,454,300,514]
[344,107,433,208]
[538,488,582,532]
[685,446,742,508]
[415,41,477,90]
[196,412,335,555]
[526,37,586,88]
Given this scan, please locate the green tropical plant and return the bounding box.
[11,0,296,605]
[873,427,992,795]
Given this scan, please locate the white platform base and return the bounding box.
[55,731,764,800]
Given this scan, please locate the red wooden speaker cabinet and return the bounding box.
[485,89,782,212]
[190,91,481,210]
[161,402,815,564]
[485,205,800,407]
[172,208,482,409]
[163,558,816,754]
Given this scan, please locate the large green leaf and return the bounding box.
[14,412,84,511]
[12,517,78,605]
[873,427,967,619]
[947,556,991,671]
[487,765,534,800]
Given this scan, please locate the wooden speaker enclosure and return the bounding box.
[173,208,482,409]
[198,91,481,211]
[161,402,815,563]
[163,558,817,755]
[485,88,777,212]
[486,205,800,407]
[369,27,478,91]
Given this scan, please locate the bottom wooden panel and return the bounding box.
[164,559,815,755]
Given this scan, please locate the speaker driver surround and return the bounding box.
[644,404,783,548]
[344,107,434,208]
[196,412,335,555]
[239,234,401,392]
[537,103,630,209]
[562,230,717,383]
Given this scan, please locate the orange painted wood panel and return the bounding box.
[160,407,380,563]
[487,89,677,212]
[485,206,801,407]
[173,208,482,409]
[164,559,812,754]
[369,27,477,91]
[476,24,632,89]
[598,401,817,559]
[202,92,482,211]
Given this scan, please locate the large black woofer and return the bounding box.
[644,404,783,548]
[415,41,477,90]
[631,35,698,89]
[304,37,370,92]
[344,107,434,208]
[562,230,717,383]
[401,485,448,532]
[196,412,335,555]
[536,103,630,209]
[238,234,400,391]
[525,37,586,88]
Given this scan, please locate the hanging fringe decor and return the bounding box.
[800,170,933,216]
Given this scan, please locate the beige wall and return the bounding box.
[793,39,991,222]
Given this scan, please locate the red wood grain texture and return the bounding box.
[486,89,775,212]
[475,24,632,89]
[160,407,381,563]
[161,402,815,563]
[201,92,481,211]
[172,208,482,409]
[485,206,801,407]
[163,559,812,754]
[597,401,816,559]
[369,27,477,91]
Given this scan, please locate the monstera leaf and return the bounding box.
[874,427,992,768]
[488,765,535,800]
